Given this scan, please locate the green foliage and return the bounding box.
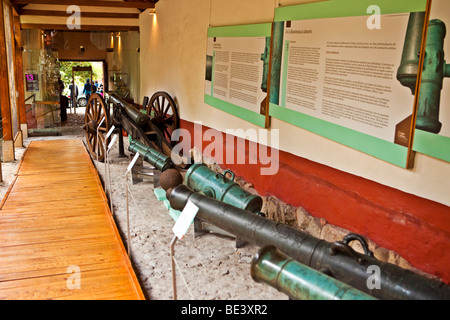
[59,61,103,95]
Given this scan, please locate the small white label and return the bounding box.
[107,134,117,151]
[126,152,141,174]
[98,116,105,128]
[172,200,199,240]
[106,125,116,139]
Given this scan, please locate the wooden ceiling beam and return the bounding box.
[20,23,139,31]
[10,0,155,9]
[19,9,140,19]
[123,0,156,3]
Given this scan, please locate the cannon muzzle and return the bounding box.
[109,94,150,127]
[128,139,172,172]
[251,245,376,300]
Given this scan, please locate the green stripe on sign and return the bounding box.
[274,0,427,22]
[208,23,272,38]
[205,94,267,128]
[413,129,450,163]
[269,103,409,167]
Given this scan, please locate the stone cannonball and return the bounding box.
[160,169,183,191]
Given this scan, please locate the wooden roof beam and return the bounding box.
[10,0,155,9]
[19,9,140,19]
[20,23,139,31]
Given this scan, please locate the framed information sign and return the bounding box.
[205,23,272,128]
[25,74,39,92]
[268,0,429,167]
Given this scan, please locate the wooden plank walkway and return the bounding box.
[0,139,145,300]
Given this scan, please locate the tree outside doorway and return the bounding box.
[59,61,104,107]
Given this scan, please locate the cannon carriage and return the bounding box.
[82,91,189,168]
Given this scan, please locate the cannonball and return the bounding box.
[160,169,183,191]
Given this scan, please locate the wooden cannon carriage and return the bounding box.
[82,91,189,169]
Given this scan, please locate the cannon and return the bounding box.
[416,19,450,133]
[185,163,263,213]
[167,184,450,300]
[251,245,376,300]
[397,12,450,133]
[83,91,189,168]
[184,163,263,245]
[128,139,173,172]
[397,12,427,94]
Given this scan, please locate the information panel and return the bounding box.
[205,23,272,128]
[269,0,429,167]
[25,74,39,92]
[413,0,450,163]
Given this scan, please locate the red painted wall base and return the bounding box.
[180,119,450,283]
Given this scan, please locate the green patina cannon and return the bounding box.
[397,12,427,94]
[251,246,376,300]
[417,19,450,133]
[184,163,263,213]
[269,21,285,105]
[397,12,450,133]
[128,139,173,172]
[260,36,271,93]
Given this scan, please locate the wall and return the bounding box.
[139,0,450,282]
[117,31,140,102]
[106,31,140,102]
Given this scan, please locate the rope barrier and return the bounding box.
[125,177,196,300]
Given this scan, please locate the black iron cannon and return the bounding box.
[167,184,450,300]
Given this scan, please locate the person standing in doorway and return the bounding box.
[57,76,65,94]
[57,76,67,121]
[83,78,92,102]
[68,82,78,108]
[93,80,99,93]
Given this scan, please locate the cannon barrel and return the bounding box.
[251,245,376,300]
[397,13,450,133]
[269,21,284,105]
[109,94,150,127]
[128,139,172,172]
[168,184,450,300]
[416,19,449,133]
[397,12,426,94]
[185,163,263,213]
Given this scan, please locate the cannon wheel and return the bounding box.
[83,93,111,162]
[146,91,180,147]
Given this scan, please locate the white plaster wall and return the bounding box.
[120,31,141,102]
[140,0,450,207]
[107,31,140,102]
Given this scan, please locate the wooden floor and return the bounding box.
[0,139,145,300]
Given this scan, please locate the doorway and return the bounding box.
[59,60,105,134]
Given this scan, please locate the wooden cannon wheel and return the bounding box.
[83,93,111,162]
[146,91,180,147]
